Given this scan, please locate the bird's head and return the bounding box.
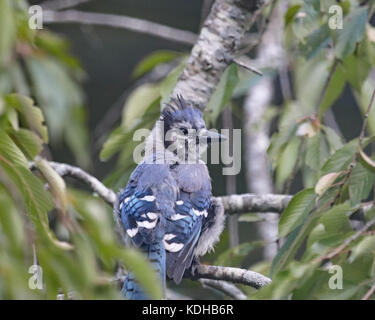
[160,95,225,162]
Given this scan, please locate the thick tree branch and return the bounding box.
[194,265,271,289]
[217,193,292,214]
[171,0,262,111]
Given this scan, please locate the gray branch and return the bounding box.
[171,0,262,111]
[43,10,198,46]
[217,193,293,214]
[29,161,116,205]
[195,265,271,289]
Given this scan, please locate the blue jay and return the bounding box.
[116,96,226,299]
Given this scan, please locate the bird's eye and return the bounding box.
[181,128,188,135]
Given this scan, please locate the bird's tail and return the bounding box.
[122,240,166,300]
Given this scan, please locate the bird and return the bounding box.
[116,95,226,299]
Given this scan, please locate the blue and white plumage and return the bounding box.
[117,96,226,299]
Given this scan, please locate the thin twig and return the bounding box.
[199,279,247,300]
[315,217,375,263]
[362,282,375,300]
[329,87,375,206]
[29,161,116,205]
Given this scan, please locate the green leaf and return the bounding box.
[122,83,161,129]
[160,59,186,107]
[35,157,68,213]
[285,5,301,26]
[334,7,368,60]
[271,205,324,276]
[100,98,160,161]
[318,202,352,234]
[215,242,264,267]
[6,94,49,143]
[292,3,320,41]
[100,127,135,162]
[315,172,343,196]
[8,128,43,159]
[279,188,316,238]
[299,25,331,60]
[318,63,346,116]
[349,235,375,263]
[205,64,239,125]
[305,131,330,171]
[276,136,300,190]
[320,139,357,175]
[132,50,181,78]
[0,129,29,168]
[349,162,375,205]
[0,0,16,65]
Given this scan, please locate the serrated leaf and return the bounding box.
[279,188,316,238]
[349,235,375,263]
[334,7,368,60]
[349,161,375,205]
[318,202,352,234]
[0,129,29,168]
[306,131,330,171]
[8,128,43,159]
[315,172,342,196]
[321,139,358,175]
[6,94,49,143]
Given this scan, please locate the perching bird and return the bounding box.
[116,96,226,299]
